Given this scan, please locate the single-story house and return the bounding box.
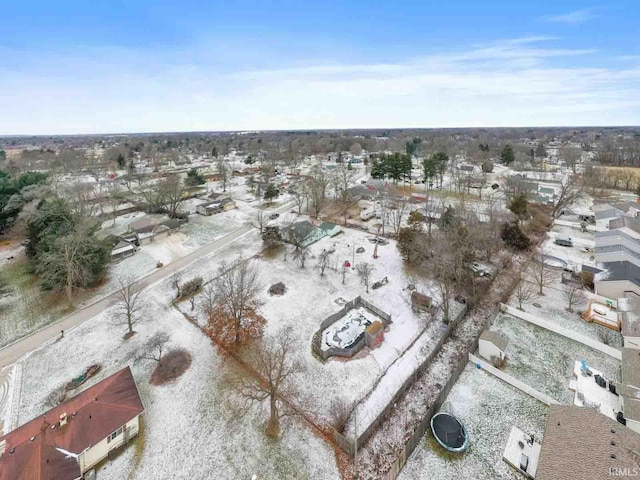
[319,222,341,238]
[612,201,640,219]
[536,405,640,480]
[110,239,138,260]
[219,197,236,211]
[478,330,508,366]
[286,221,326,248]
[0,367,144,480]
[128,218,156,235]
[196,201,222,216]
[594,261,640,299]
[135,218,185,245]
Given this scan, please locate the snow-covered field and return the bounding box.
[399,364,548,480]
[8,242,340,480]
[490,312,621,404]
[184,225,441,425]
[0,258,71,348]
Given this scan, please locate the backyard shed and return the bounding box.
[411,291,432,311]
[365,321,384,348]
[479,330,508,366]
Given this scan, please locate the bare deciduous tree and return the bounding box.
[139,331,171,363]
[356,262,375,293]
[563,283,584,312]
[251,210,268,234]
[217,157,229,192]
[386,193,409,236]
[514,277,535,310]
[105,180,124,227]
[552,178,584,218]
[318,250,330,276]
[231,328,304,438]
[307,164,329,218]
[529,260,555,295]
[170,273,182,299]
[290,185,306,214]
[210,259,264,345]
[294,247,309,268]
[139,175,186,218]
[112,277,145,336]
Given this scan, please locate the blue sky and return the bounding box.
[1,1,639,134]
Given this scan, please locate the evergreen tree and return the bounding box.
[501,221,531,251]
[264,184,279,201]
[508,192,529,221]
[501,144,515,164]
[185,168,205,186]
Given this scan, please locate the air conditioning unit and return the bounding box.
[83,469,96,480]
[59,412,68,427]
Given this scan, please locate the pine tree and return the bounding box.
[501,145,515,165]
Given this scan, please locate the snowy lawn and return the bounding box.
[399,364,548,480]
[0,257,71,348]
[185,225,438,425]
[490,312,621,404]
[508,274,623,348]
[11,275,340,480]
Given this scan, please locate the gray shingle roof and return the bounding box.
[480,330,508,351]
[596,261,640,287]
[537,405,640,480]
[609,216,640,236]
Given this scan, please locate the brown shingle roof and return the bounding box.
[0,367,144,480]
[537,405,640,480]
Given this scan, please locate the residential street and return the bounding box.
[0,202,293,370]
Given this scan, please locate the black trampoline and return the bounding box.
[430,412,469,453]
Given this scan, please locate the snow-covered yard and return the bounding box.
[7,259,340,480]
[490,312,621,404]
[184,225,441,425]
[507,272,623,348]
[399,364,548,480]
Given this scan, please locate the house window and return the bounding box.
[107,426,124,443]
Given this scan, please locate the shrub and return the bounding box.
[150,348,192,385]
[181,276,203,298]
[580,271,595,291]
[268,282,287,296]
[329,398,351,434]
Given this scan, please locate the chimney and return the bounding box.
[59,412,68,427]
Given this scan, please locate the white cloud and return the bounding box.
[1,37,638,134]
[541,8,598,25]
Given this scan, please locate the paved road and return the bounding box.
[0,202,294,370]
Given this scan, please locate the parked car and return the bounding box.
[468,262,492,278]
[554,236,573,247]
[269,213,280,220]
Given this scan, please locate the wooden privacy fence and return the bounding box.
[334,306,467,457]
[312,296,392,361]
[380,338,479,480]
